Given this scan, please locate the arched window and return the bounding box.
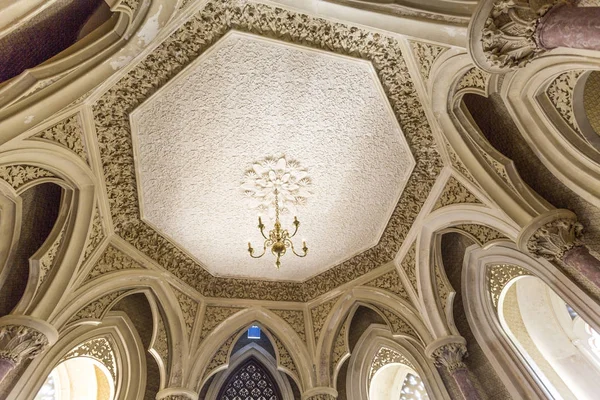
[369,347,430,400]
[217,358,281,400]
[497,274,600,400]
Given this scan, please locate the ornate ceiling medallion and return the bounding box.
[244,156,310,268]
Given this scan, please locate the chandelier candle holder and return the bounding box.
[247,189,308,269]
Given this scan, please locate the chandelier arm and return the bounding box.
[260,225,269,240]
[288,239,308,257]
[249,244,268,259]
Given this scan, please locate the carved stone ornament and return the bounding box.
[431,342,468,373]
[62,337,117,379]
[433,176,481,211]
[31,113,88,163]
[480,0,563,69]
[410,41,448,82]
[306,395,336,400]
[526,217,584,260]
[487,264,531,308]
[369,347,415,384]
[93,0,442,302]
[547,70,585,135]
[0,325,50,364]
[0,165,55,190]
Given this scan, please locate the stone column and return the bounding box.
[302,387,337,400]
[426,336,481,400]
[156,387,198,400]
[469,0,600,72]
[0,315,58,384]
[519,210,600,288]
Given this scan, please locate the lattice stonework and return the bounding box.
[369,347,414,384]
[218,360,280,400]
[62,337,117,379]
[487,264,531,309]
[92,0,442,302]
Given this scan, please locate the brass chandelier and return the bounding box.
[247,188,308,269]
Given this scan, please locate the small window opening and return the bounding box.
[247,325,261,339]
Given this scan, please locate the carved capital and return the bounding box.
[156,388,197,400]
[431,342,468,373]
[0,325,50,364]
[527,218,583,261]
[302,387,338,400]
[470,0,564,71]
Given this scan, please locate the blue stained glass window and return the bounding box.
[248,325,261,339]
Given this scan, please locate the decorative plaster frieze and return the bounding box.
[434,265,452,315]
[487,264,531,309]
[401,243,418,293]
[433,176,481,211]
[31,114,88,163]
[410,41,448,82]
[92,0,442,302]
[69,290,130,323]
[83,245,144,283]
[38,227,66,287]
[547,70,585,134]
[173,289,198,341]
[369,346,414,384]
[62,337,117,379]
[306,395,336,400]
[456,67,490,92]
[269,309,306,343]
[0,165,55,190]
[204,331,238,378]
[331,318,350,375]
[310,296,340,346]
[200,306,243,340]
[444,139,478,186]
[272,334,299,379]
[526,217,583,261]
[364,268,410,300]
[0,325,50,364]
[379,307,419,341]
[454,223,508,245]
[83,206,105,263]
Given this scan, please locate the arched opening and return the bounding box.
[0,182,62,316]
[217,358,281,400]
[498,275,600,399]
[34,357,115,400]
[439,232,510,398]
[370,362,429,400]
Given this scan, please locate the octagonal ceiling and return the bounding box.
[130,31,414,281]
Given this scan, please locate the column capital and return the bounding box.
[0,315,58,365]
[425,336,468,373]
[518,209,583,261]
[468,0,564,72]
[302,387,338,400]
[156,388,198,400]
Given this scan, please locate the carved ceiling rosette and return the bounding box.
[92,0,442,302]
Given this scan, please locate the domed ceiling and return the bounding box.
[130,32,414,281]
[91,0,441,300]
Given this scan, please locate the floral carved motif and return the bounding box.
[38,226,66,287]
[481,0,562,69]
[431,342,468,373]
[369,346,414,384]
[310,296,340,346]
[435,265,453,315]
[93,0,442,302]
[200,306,243,339]
[272,334,299,378]
[269,309,306,343]
[434,176,481,211]
[173,288,198,341]
[379,307,419,341]
[0,325,50,364]
[205,331,238,377]
[84,245,144,283]
[70,290,129,323]
[83,207,105,263]
[306,395,336,400]
[401,243,418,293]
[32,114,88,162]
[152,315,170,374]
[454,223,508,245]
[487,264,531,308]
[410,41,447,81]
[364,268,409,300]
[456,67,490,91]
[444,139,478,186]
[526,217,583,260]
[331,318,350,375]
[547,70,585,134]
[0,165,54,190]
[62,337,117,379]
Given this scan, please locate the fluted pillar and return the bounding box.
[302,387,337,400]
[426,336,481,400]
[156,387,198,400]
[0,315,58,384]
[518,209,600,288]
[469,0,600,72]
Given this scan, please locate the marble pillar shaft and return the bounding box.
[451,367,482,400]
[563,246,600,288]
[0,358,15,383]
[537,6,600,50]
